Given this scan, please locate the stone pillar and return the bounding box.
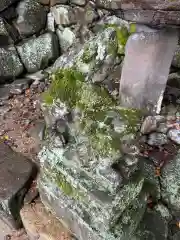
[119,27,179,114]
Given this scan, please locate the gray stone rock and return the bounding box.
[73,24,94,44]
[0,143,37,229]
[0,46,24,81]
[0,17,19,44]
[172,44,180,69]
[56,27,76,52]
[119,28,178,114]
[0,17,13,45]
[0,86,10,102]
[17,32,59,73]
[51,3,98,26]
[10,78,32,95]
[173,232,180,240]
[25,71,45,82]
[0,0,19,12]
[147,133,168,146]
[141,116,158,134]
[15,0,47,37]
[0,5,17,20]
[138,158,161,199]
[161,151,180,212]
[47,12,55,32]
[51,5,71,25]
[168,129,180,145]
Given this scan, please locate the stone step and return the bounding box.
[39,178,147,240]
[40,147,122,195]
[0,143,37,229]
[20,199,72,240]
[39,168,144,236]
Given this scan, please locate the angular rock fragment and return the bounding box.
[0,143,37,229]
[119,28,178,114]
[0,0,19,12]
[56,27,76,52]
[10,78,32,95]
[17,32,59,73]
[0,46,24,81]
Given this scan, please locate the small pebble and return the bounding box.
[168,129,180,145]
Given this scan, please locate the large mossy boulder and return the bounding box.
[38,25,169,240]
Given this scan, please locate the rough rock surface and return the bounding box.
[161,151,180,213]
[0,46,24,81]
[17,32,59,73]
[15,0,47,37]
[0,143,37,229]
[0,0,19,12]
[20,200,71,240]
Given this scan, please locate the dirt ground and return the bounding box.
[0,83,45,239]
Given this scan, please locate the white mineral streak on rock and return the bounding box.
[119,28,178,114]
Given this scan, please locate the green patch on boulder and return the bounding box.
[42,67,142,158]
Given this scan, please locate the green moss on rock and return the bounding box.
[106,23,136,56]
[43,67,141,157]
[81,46,96,64]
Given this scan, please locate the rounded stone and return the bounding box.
[168,129,180,145]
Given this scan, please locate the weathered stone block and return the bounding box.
[0,143,37,229]
[39,171,144,240]
[0,46,24,81]
[17,32,59,73]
